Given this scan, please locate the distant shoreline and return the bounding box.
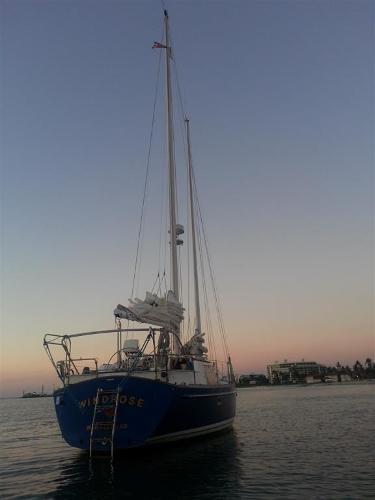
[236,379,375,389]
[1,379,373,399]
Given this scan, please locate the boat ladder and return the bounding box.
[89,386,120,459]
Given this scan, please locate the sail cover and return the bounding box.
[114,291,184,331]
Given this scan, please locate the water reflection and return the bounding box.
[3,385,374,498]
[52,430,242,499]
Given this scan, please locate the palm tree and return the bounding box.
[344,365,352,376]
[353,360,364,379]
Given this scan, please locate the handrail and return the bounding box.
[43,326,205,386]
[43,327,161,342]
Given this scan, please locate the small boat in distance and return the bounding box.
[22,385,51,398]
[43,9,236,457]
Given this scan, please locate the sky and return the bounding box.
[1,0,374,396]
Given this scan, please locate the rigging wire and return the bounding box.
[157,130,167,277]
[150,272,160,294]
[166,21,180,297]
[186,158,191,341]
[156,22,169,291]
[131,38,163,299]
[129,6,230,363]
[196,207,217,362]
[194,177,218,361]
[171,46,188,124]
[168,30,193,341]
[169,18,230,359]
[193,168,230,357]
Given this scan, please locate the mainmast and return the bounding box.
[186,118,201,335]
[164,10,179,302]
[164,10,183,353]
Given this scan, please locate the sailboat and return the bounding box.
[44,10,236,456]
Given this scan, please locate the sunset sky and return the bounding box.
[1,0,373,396]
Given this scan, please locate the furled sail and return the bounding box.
[114,290,184,331]
[182,332,208,356]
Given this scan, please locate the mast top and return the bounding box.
[164,10,168,17]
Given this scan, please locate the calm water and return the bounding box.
[1,383,374,499]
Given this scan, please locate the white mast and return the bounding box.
[164,10,182,353]
[186,118,201,335]
[164,10,179,302]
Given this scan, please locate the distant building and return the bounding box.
[324,373,352,383]
[267,361,321,384]
[237,374,268,386]
[305,376,322,384]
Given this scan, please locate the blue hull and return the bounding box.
[54,376,236,450]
